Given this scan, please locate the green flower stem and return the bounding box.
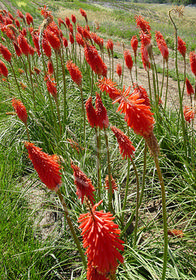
[9,61,23,103]
[25,123,30,142]
[27,55,36,108]
[56,189,87,269]
[104,127,113,213]
[147,67,152,102]
[95,127,101,200]
[132,159,140,246]
[54,96,62,136]
[121,156,130,223]
[182,56,186,99]
[153,154,168,280]
[59,49,68,125]
[164,60,169,110]
[134,54,138,82]
[79,85,86,144]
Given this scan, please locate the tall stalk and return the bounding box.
[95,127,101,199]
[56,189,87,269]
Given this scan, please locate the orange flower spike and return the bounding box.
[95,93,109,129]
[26,12,33,25]
[135,15,151,34]
[106,39,114,54]
[141,43,150,70]
[71,162,95,205]
[62,37,68,48]
[124,49,133,71]
[0,43,12,62]
[42,37,52,57]
[185,78,194,96]
[12,98,28,124]
[116,63,122,77]
[65,17,70,28]
[45,30,61,50]
[131,35,138,56]
[57,18,64,28]
[25,142,62,192]
[47,60,54,74]
[155,31,169,61]
[75,32,84,47]
[97,77,121,101]
[78,200,124,276]
[69,32,74,44]
[66,60,82,86]
[13,42,22,57]
[71,14,76,24]
[46,78,57,98]
[80,8,87,22]
[0,60,8,77]
[85,97,98,128]
[183,106,195,123]
[177,36,186,58]
[17,9,24,19]
[17,34,30,56]
[32,33,41,56]
[111,126,135,159]
[190,51,196,76]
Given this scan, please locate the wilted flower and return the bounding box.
[168,229,184,238]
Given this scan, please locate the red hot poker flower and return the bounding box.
[71,162,95,205]
[87,261,109,280]
[12,98,27,124]
[25,142,62,192]
[80,8,87,21]
[47,60,54,74]
[116,63,122,77]
[17,34,30,55]
[117,88,155,137]
[141,43,150,71]
[0,43,12,61]
[45,76,57,98]
[69,32,74,44]
[42,37,52,57]
[131,35,138,56]
[0,60,8,77]
[95,93,109,129]
[177,36,186,57]
[65,17,70,27]
[185,78,194,96]
[97,77,121,101]
[85,97,98,128]
[106,39,113,54]
[124,49,133,71]
[71,14,76,24]
[84,44,107,77]
[78,200,124,276]
[66,60,82,86]
[63,37,68,48]
[132,83,150,107]
[190,51,196,76]
[45,30,61,50]
[76,32,84,47]
[135,15,151,34]
[183,106,195,123]
[26,12,33,25]
[111,126,135,159]
[155,31,169,61]
[13,42,22,57]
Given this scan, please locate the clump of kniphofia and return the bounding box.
[12,98,28,124]
[0,60,8,77]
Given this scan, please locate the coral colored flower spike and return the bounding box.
[190,51,196,76]
[12,98,28,124]
[25,142,62,192]
[85,97,98,128]
[71,162,95,205]
[66,60,82,86]
[78,200,124,277]
[111,126,135,159]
